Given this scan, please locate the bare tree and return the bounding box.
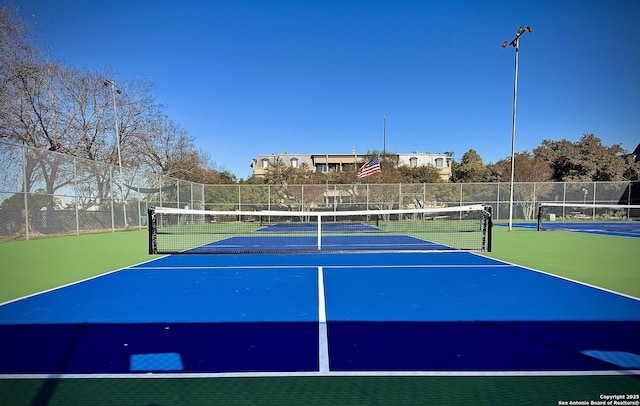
[0,7,34,141]
[133,114,193,174]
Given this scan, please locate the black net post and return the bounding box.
[148,208,157,254]
[536,204,543,231]
[485,205,493,252]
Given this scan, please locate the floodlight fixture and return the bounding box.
[104,80,122,94]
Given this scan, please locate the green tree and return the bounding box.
[397,165,442,184]
[622,144,640,181]
[533,134,626,181]
[452,149,487,182]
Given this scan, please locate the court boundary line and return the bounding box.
[2,369,639,380]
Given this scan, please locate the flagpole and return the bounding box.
[353,147,358,175]
[383,116,386,155]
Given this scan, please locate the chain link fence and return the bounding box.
[0,141,204,240]
[202,181,637,220]
[1,141,637,241]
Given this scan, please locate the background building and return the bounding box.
[251,151,452,181]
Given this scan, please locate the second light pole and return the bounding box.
[104,79,128,228]
[502,26,533,231]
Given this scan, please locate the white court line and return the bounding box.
[129,264,513,270]
[2,369,638,380]
[317,266,330,374]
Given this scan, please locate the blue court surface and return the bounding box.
[186,235,454,253]
[1,251,639,377]
[257,221,381,233]
[500,222,640,238]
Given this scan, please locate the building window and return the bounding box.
[409,157,418,168]
[315,164,327,173]
[262,159,269,169]
[435,158,444,168]
[290,158,298,168]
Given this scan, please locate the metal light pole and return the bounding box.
[104,79,128,228]
[502,26,533,231]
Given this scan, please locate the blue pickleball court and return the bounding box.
[1,251,639,376]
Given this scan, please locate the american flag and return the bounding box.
[357,155,381,179]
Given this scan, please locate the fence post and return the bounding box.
[176,180,180,209]
[73,157,79,235]
[22,145,30,240]
[201,183,205,210]
[562,182,566,219]
[592,182,597,219]
[366,184,370,210]
[496,182,500,220]
[533,182,537,221]
[110,166,115,232]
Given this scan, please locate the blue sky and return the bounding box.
[9,0,640,179]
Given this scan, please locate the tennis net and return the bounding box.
[148,205,493,254]
[536,202,640,233]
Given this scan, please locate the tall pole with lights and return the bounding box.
[502,26,533,231]
[104,79,128,228]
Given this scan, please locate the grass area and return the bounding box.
[486,225,640,298]
[0,230,155,303]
